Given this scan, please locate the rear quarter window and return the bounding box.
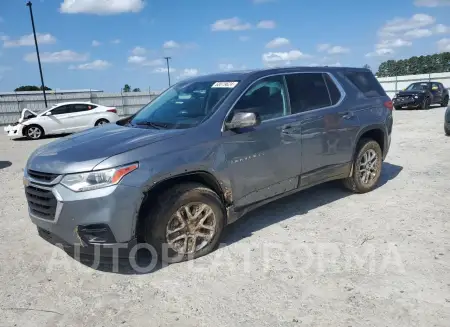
[343,71,386,98]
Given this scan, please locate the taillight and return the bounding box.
[107,108,117,113]
[384,100,393,110]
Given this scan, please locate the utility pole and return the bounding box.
[26,1,48,108]
[164,56,172,87]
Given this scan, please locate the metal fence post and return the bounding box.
[120,88,125,116]
[15,91,20,113]
[395,75,398,93]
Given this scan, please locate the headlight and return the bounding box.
[414,95,419,99]
[61,163,138,192]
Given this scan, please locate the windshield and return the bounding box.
[130,80,239,129]
[406,82,429,91]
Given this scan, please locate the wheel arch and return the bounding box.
[22,123,45,137]
[354,125,386,158]
[135,171,231,239]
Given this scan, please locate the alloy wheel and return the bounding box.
[358,149,379,184]
[27,127,41,139]
[166,202,217,255]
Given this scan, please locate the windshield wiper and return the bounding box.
[134,121,169,129]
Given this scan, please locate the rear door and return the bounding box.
[69,103,97,131]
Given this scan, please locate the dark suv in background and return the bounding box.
[24,67,393,263]
[393,81,449,110]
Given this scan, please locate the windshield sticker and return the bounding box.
[212,81,239,88]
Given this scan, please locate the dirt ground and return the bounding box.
[0,107,449,327]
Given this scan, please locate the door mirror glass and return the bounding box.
[225,111,261,130]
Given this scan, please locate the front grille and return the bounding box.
[25,185,57,220]
[28,170,59,184]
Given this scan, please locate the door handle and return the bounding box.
[342,112,354,120]
[281,125,293,134]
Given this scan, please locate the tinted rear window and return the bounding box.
[344,71,386,98]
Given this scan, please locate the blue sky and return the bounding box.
[0,0,449,92]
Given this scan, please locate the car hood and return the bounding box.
[26,123,186,174]
[397,90,426,96]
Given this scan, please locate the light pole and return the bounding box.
[26,1,48,108]
[164,56,172,87]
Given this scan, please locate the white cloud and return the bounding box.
[378,14,435,38]
[262,50,310,63]
[153,67,176,73]
[365,48,394,57]
[180,68,199,77]
[163,40,180,49]
[211,17,252,31]
[317,43,350,54]
[111,39,121,44]
[92,40,101,46]
[131,46,147,56]
[24,50,88,63]
[376,38,412,48]
[266,37,290,48]
[435,24,450,34]
[437,38,450,51]
[414,0,450,7]
[128,56,163,66]
[128,55,146,64]
[219,63,235,71]
[239,36,250,42]
[60,0,145,15]
[404,28,433,38]
[69,59,111,70]
[3,33,56,48]
[327,45,350,54]
[257,20,276,29]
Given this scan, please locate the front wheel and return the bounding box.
[441,96,449,107]
[143,183,225,263]
[25,125,44,140]
[420,97,430,110]
[342,138,383,193]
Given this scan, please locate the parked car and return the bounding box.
[445,107,450,136]
[392,81,449,110]
[24,67,393,263]
[4,102,119,140]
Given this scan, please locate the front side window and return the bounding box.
[233,75,287,121]
[431,82,440,91]
[131,80,238,129]
[50,105,72,115]
[406,82,430,91]
[285,73,331,114]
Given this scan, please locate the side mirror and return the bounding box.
[45,111,52,116]
[225,111,261,130]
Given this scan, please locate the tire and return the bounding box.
[420,97,430,110]
[394,105,402,110]
[95,119,109,126]
[25,125,44,140]
[445,125,450,136]
[441,96,449,107]
[342,138,383,194]
[143,183,225,263]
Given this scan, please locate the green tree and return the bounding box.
[132,88,141,92]
[14,85,52,92]
[123,84,131,92]
[376,52,450,76]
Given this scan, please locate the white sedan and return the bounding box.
[4,102,120,140]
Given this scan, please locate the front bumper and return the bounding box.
[25,171,144,255]
[393,97,422,108]
[4,123,24,138]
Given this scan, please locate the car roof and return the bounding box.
[184,66,371,83]
[52,101,99,106]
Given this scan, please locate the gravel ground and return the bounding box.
[0,107,449,327]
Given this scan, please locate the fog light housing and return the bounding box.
[76,224,117,244]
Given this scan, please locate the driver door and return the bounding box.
[221,75,303,209]
[41,104,74,134]
[431,82,443,104]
